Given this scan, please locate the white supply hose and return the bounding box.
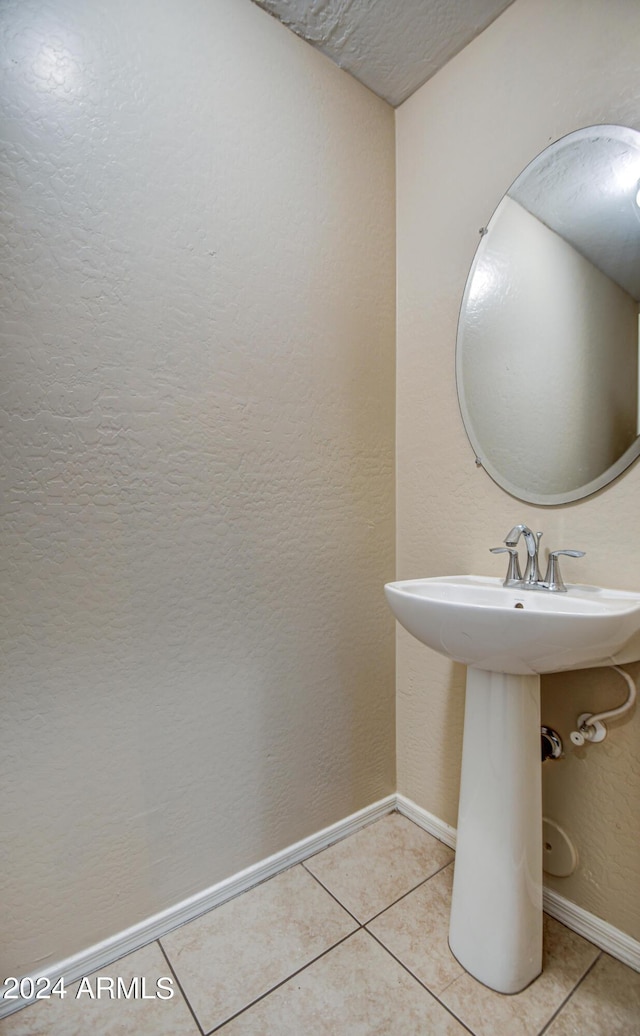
[569,666,636,746]
[589,666,637,726]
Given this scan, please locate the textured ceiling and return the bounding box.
[250,3,640,303]
[252,0,514,107]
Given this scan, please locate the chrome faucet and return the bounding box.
[504,524,542,586]
[491,524,585,591]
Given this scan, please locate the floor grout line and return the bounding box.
[363,857,456,926]
[364,928,477,1036]
[204,930,359,1034]
[156,938,206,1036]
[299,863,364,926]
[536,950,603,1036]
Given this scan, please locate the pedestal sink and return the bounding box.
[385,575,640,993]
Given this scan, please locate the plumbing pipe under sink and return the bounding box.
[570,665,637,745]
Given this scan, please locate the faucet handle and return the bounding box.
[543,549,585,592]
[490,546,522,586]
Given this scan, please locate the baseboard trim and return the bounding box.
[3,791,638,1019]
[542,887,640,972]
[395,793,640,973]
[395,793,458,849]
[0,794,396,1020]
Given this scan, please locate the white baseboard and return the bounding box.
[3,791,638,1019]
[395,793,640,973]
[542,887,640,972]
[395,793,458,849]
[0,794,396,1020]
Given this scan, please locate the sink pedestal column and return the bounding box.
[449,667,543,994]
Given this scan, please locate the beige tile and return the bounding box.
[545,952,640,1036]
[367,861,464,995]
[440,915,600,1036]
[0,942,198,1036]
[160,863,357,1032]
[303,813,454,922]
[219,929,469,1035]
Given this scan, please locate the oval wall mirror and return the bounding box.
[456,124,640,505]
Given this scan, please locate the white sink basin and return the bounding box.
[386,572,640,993]
[385,575,640,675]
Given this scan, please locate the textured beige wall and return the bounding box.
[396,0,640,938]
[0,0,395,974]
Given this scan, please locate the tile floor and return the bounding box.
[1,812,639,1035]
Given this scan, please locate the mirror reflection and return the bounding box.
[457,125,640,505]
